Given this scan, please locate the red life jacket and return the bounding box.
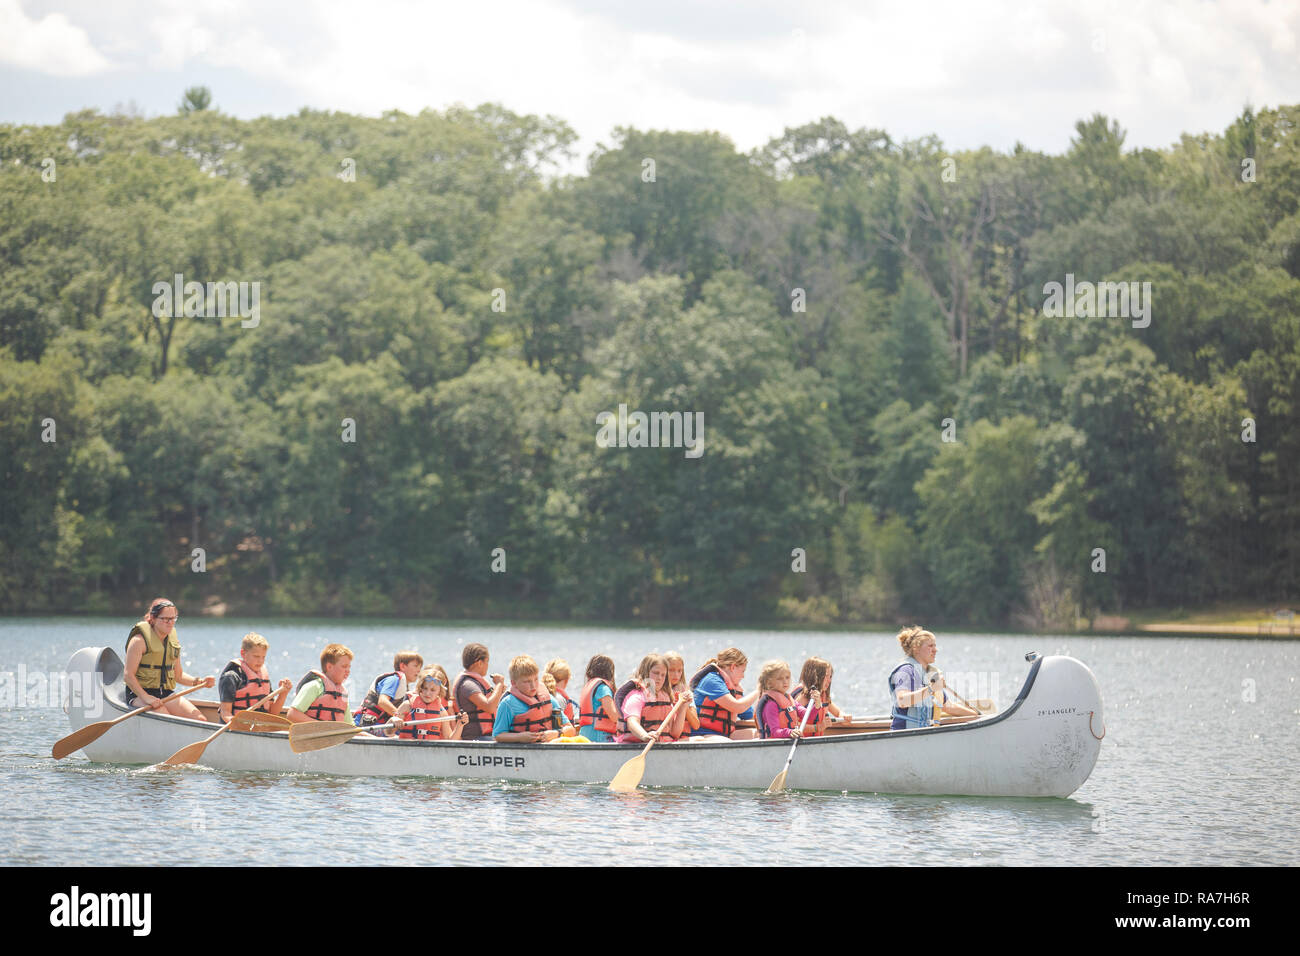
[296,670,348,722]
[398,693,449,740]
[221,658,272,715]
[355,671,403,724]
[755,690,800,738]
[556,687,578,725]
[614,679,675,738]
[454,671,495,740]
[690,663,742,737]
[792,683,826,737]
[506,690,554,734]
[578,678,617,736]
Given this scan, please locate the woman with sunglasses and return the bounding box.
[888,626,977,729]
[123,598,214,720]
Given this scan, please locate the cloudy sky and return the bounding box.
[2,0,1298,165]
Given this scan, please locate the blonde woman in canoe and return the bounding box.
[889,627,978,729]
[689,647,762,740]
[123,598,214,719]
[664,651,700,737]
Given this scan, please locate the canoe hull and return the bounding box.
[61,647,1103,797]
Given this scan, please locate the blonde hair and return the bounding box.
[663,651,688,692]
[758,660,791,693]
[897,626,936,658]
[393,651,424,670]
[509,654,539,683]
[545,658,571,683]
[430,663,451,691]
[707,647,748,670]
[241,632,269,653]
[542,672,557,695]
[320,643,354,668]
[415,667,447,699]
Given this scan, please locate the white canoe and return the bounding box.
[61,646,1104,797]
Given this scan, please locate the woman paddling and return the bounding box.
[689,647,762,740]
[123,598,214,719]
[888,627,977,729]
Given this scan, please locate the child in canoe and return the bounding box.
[395,668,469,740]
[288,643,355,725]
[453,643,507,741]
[793,656,849,735]
[545,658,580,726]
[664,651,700,737]
[755,660,820,739]
[354,651,424,728]
[689,647,762,740]
[577,654,620,742]
[615,654,688,744]
[218,632,292,723]
[493,655,569,743]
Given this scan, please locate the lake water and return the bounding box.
[2,618,1297,866]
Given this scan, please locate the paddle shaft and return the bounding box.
[52,683,207,760]
[633,693,690,749]
[766,690,818,792]
[163,689,280,765]
[118,683,207,723]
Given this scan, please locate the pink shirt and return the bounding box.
[615,688,646,743]
[760,697,812,738]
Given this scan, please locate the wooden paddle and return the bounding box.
[765,692,818,794]
[162,691,285,766]
[52,683,207,760]
[288,716,455,754]
[608,694,689,793]
[228,709,292,733]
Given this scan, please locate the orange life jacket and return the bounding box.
[690,663,742,737]
[398,693,449,740]
[614,680,675,738]
[296,670,348,722]
[755,690,800,738]
[578,678,617,736]
[506,690,554,734]
[556,688,578,725]
[792,683,826,736]
[222,658,272,715]
[454,671,495,740]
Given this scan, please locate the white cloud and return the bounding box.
[0,0,113,76]
[7,0,1300,158]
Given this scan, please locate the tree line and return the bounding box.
[1,96,1297,626]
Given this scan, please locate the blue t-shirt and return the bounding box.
[353,673,405,726]
[493,693,532,737]
[375,673,403,701]
[691,672,752,735]
[578,683,614,741]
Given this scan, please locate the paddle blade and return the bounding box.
[231,710,291,733]
[288,720,363,754]
[163,740,208,766]
[765,769,788,795]
[608,752,647,792]
[52,720,113,760]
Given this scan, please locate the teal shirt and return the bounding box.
[578,683,614,741]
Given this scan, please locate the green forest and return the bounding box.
[2,95,1298,626]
